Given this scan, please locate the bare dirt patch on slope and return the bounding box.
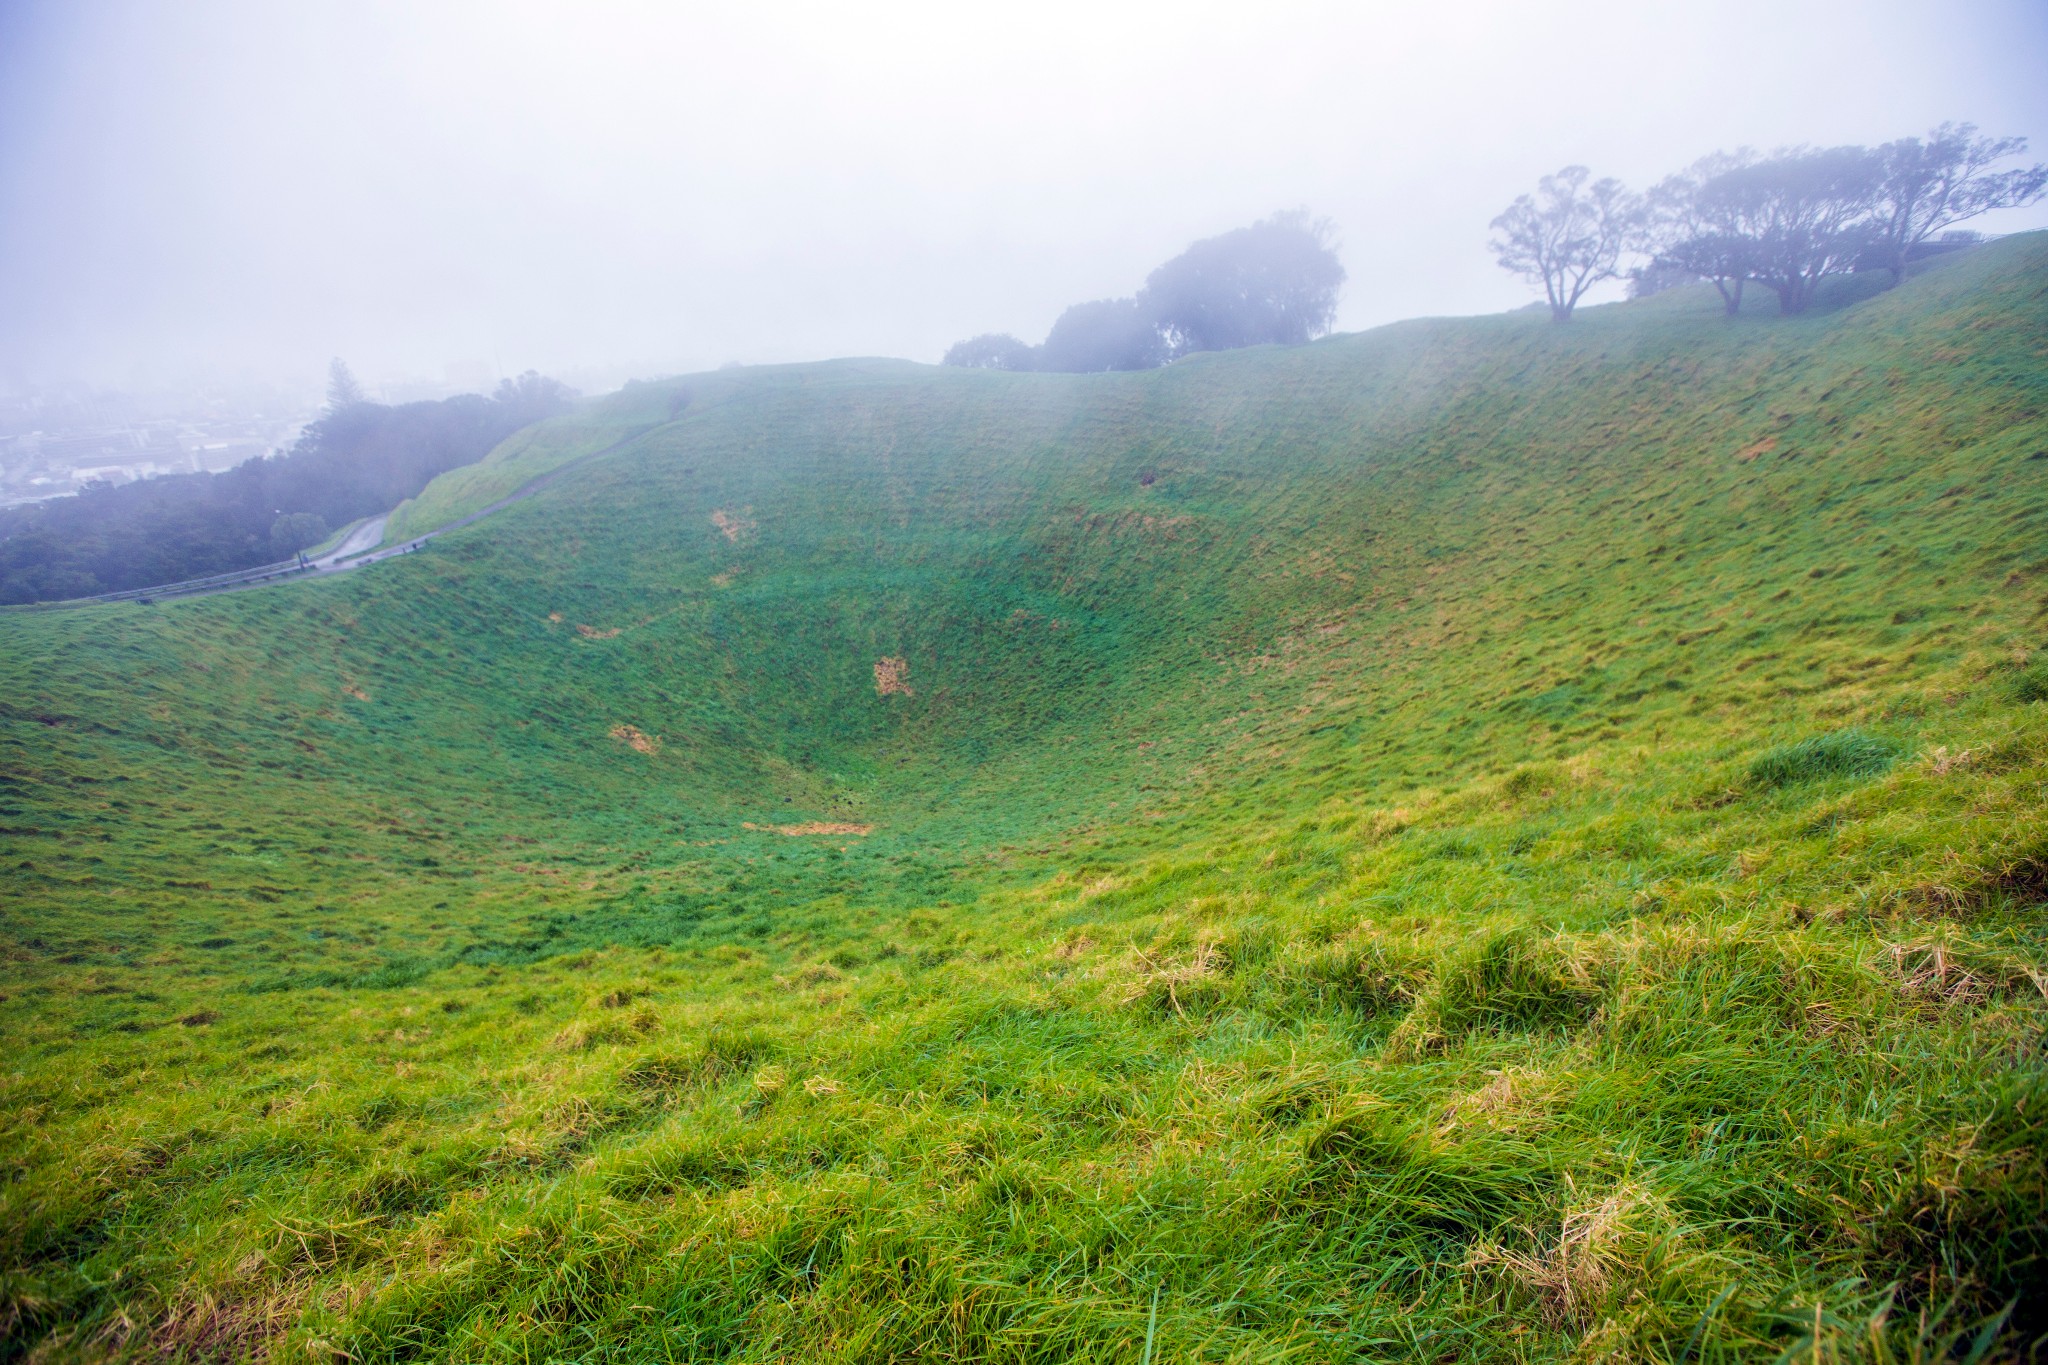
[743,821,873,836]
[874,657,913,696]
[609,725,659,754]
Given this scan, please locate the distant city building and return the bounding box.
[0,385,315,507]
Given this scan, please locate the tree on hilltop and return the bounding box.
[1642,151,1761,315]
[1490,166,1640,322]
[943,210,1345,371]
[493,370,580,423]
[325,357,366,412]
[1141,210,1345,355]
[1696,146,1882,314]
[1866,123,2047,283]
[942,333,1038,371]
[1037,298,1165,373]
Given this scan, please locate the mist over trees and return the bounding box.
[947,120,2040,363]
[1707,147,1883,314]
[1039,298,1166,373]
[1488,167,1638,322]
[1641,152,1761,315]
[325,357,366,411]
[939,333,1037,371]
[490,369,581,423]
[944,211,1345,373]
[0,371,578,603]
[1866,123,2048,283]
[1144,211,1345,353]
[1496,123,2044,319]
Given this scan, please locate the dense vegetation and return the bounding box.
[1,237,2045,1362]
[0,373,575,604]
[1492,122,2045,320]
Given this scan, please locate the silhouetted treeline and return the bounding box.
[0,371,576,603]
[945,210,1345,373]
[1490,123,2046,321]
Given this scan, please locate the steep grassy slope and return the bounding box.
[2,239,2046,1362]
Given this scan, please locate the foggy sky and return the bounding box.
[3,0,2044,393]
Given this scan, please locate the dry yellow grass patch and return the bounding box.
[776,963,845,990]
[1925,745,1976,775]
[1122,941,1226,1016]
[1469,1180,1673,1326]
[141,1286,307,1363]
[711,508,756,543]
[1437,1066,1558,1137]
[1886,937,2046,1008]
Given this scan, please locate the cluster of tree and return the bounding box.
[944,210,1346,373]
[0,362,577,604]
[1491,123,2046,320]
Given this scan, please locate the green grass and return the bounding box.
[1746,729,1905,789]
[3,238,2047,1361]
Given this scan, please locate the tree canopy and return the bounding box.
[944,210,1346,374]
[941,333,1038,371]
[1619,123,2044,317]
[1489,167,1639,322]
[1140,210,1345,356]
[1696,146,1882,314]
[1038,299,1165,373]
[494,370,582,423]
[1866,123,2048,283]
[326,357,366,411]
[1643,152,1761,315]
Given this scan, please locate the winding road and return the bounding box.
[312,515,388,566]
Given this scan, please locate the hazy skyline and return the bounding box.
[3,0,2044,392]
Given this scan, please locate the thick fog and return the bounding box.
[2,0,2043,392]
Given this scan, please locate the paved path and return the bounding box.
[313,515,388,566]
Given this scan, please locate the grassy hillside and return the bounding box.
[3,238,2046,1362]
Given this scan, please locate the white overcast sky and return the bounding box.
[1,0,2044,392]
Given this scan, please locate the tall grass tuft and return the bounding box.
[1747,728,1903,789]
